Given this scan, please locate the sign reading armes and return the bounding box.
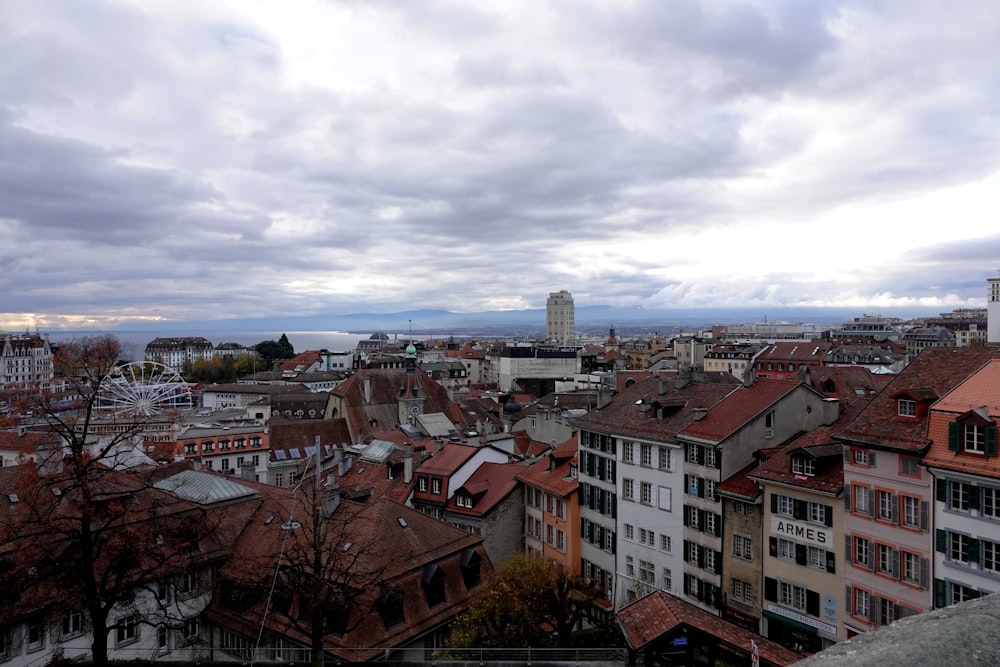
[771,517,830,547]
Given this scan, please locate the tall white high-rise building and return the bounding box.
[988,276,1000,344]
[546,290,575,345]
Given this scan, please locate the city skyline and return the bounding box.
[2,0,999,331]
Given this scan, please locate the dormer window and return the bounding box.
[791,457,815,476]
[898,399,917,418]
[948,414,998,456]
[456,495,472,508]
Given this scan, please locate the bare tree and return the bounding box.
[0,335,216,667]
[218,469,393,667]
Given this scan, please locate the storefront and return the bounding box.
[763,606,836,654]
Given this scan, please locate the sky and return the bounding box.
[2,0,999,331]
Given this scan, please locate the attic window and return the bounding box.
[791,457,815,477]
[7,493,18,504]
[397,517,408,528]
[456,495,472,508]
[897,399,917,418]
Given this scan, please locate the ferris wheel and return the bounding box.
[100,361,193,417]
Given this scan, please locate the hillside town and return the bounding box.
[2,277,1000,666]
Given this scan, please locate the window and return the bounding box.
[116,614,140,646]
[878,544,896,576]
[687,506,700,529]
[705,448,717,468]
[808,546,827,570]
[687,443,699,463]
[660,534,672,552]
[705,479,717,501]
[639,528,655,546]
[897,399,916,417]
[901,551,921,585]
[964,424,986,453]
[775,494,794,517]
[791,457,815,476]
[622,478,635,501]
[879,597,897,626]
[853,448,869,466]
[900,456,920,477]
[157,625,170,651]
[639,560,655,585]
[640,444,653,467]
[417,476,427,491]
[949,533,969,563]
[809,502,827,525]
[983,487,1000,518]
[624,523,634,541]
[854,588,870,617]
[854,485,872,515]
[706,512,718,536]
[658,447,672,470]
[779,582,806,610]
[658,485,672,511]
[983,540,1000,574]
[949,482,971,511]
[62,610,83,637]
[902,495,921,528]
[732,578,754,605]
[622,442,634,463]
[854,536,872,568]
[178,571,199,596]
[431,478,442,494]
[777,538,795,561]
[688,542,700,563]
[736,501,753,517]
[26,616,44,652]
[662,568,673,591]
[557,530,566,552]
[877,490,895,522]
[626,555,635,577]
[733,535,753,560]
[640,481,653,505]
[951,582,977,605]
[184,617,200,640]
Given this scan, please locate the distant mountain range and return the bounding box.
[102,305,945,336]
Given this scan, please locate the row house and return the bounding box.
[924,358,1000,607]
[675,380,839,615]
[408,442,509,520]
[444,460,526,565]
[753,342,833,382]
[144,337,215,369]
[749,420,853,654]
[834,347,1000,637]
[703,343,765,380]
[517,437,580,575]
[0,333,54,389]
[574,375,739,611]
[179,425,269,480]
[717,459,767,634]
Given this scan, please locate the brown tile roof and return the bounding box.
[924,359,1000,478]
[516,435,578,497]
[414,442,481,476]
[447,461,527,517]
[756,341,833,363]
[573,377,737,443]
[677,380,803,443]
[269,417,353,450]
[280,350,323,372]
[617,590,799,666]
[717,460,762,501]
[0,429,56,456]
[836,347,1000,452]
[211,486,488,660]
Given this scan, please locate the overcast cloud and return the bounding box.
[2,0,998,330]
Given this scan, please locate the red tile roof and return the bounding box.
[677,380,802,443]
[415,442,481,476]
[516,435,578,498]
[717,460,763,501]
[573,377,737,442]
[447,461,526,517]
[617,590,799,666]
[924,359,1000,478]
[836,348,1000,452]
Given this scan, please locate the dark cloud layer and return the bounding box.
[1,0,998,329]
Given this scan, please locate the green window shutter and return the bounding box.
[948,422,960,451]
[937,479,948,502]
[845,484,852,511]
[986,425,998,457]
[934,579,947,609]
[936,529,947,553]
[969,538,981,564]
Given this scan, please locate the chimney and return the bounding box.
[363,375,372,404]
[692,407,709,421]
[675,366,692,390]
[404,446,414,484]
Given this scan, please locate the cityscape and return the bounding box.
[3,281,1000,666]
